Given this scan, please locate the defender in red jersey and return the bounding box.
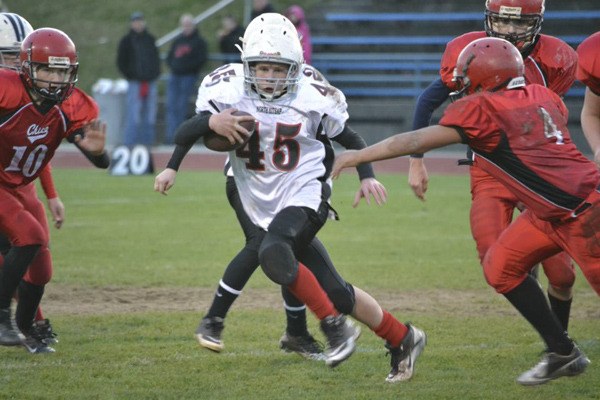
[334,38,596,386]
[0,28,109,353]
[409,0,576,333]
[576,31,600,167]
[0,13,64,346]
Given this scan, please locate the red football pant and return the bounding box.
[0,184,53,286]
[484,190,600,296]
[469,163,575,290]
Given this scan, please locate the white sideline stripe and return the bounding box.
[65,195,200,206]
[204,346,384,358]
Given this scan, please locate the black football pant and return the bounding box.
[224,177,355,314]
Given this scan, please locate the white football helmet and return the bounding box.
[239,13,304,101]
[0,13,33,70]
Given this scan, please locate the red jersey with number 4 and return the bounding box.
[439,84,600,221]
[0,70,98,188]
[576,31,600,95]
[440,32,577,96]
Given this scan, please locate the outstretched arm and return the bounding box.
[580,87,600,167]
[332,125,462,178]
[408,79,452,201]
[154,111,213,195]
[333,124,387,206]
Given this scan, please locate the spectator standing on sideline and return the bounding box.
[285,5,312,64]
[165,14,208,144]
[333,37,595,386]
[251,0,275,19]
[0,28,109,353]
[117,12,161,147]
[0,12,60,347]
[407,0,576,333]
[576,31,600,167]
[218,14,245,61]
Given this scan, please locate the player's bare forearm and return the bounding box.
[580,88,600,166]
[332,125,461,178]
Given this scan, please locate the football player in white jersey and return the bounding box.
[155,13,426,380]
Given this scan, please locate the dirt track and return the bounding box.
[51,145,469,175]
[42,283,600,320]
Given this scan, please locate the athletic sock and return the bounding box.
[284,304,309,336]
[287,262,337,320]
[0,245,41,308]
[547,291,572,332]
[281,286,309,336]
[373,310,408,348]
[503,275,573,355]
[15,281,44,333]
[206,280,241,319]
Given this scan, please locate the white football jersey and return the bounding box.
[196,63,349,229]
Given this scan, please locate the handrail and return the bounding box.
[312,35,588,46]
[325,10,600,22]
[155,0,236,48]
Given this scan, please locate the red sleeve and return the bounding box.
[438,95,499,153]
[0,69,29,108]
[61,88,99,135]
[38,163,58,199]
[576,32,600,95]
[439,32,487,90]
[531,35,577,97]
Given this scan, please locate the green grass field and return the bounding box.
[1,169,598,400]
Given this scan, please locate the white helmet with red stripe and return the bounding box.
[239,13,304,101]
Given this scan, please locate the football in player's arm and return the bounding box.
[155,13,427,380]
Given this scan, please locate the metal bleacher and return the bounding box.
[313,52,440,98]
[310,10,600,100]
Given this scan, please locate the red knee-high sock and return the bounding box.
[287,262,337,320]
[373,310,408,348]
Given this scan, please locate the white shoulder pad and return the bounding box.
[295,65,349,137]
[195,63,246,113]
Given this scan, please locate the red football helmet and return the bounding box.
[451,37,525,100]
[20,27,78,102]
[484,0,544,53]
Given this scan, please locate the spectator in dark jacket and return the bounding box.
[251,0,275,20]
[165,14,208,144]
[117,11,161,147]
[218,14,245,62]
